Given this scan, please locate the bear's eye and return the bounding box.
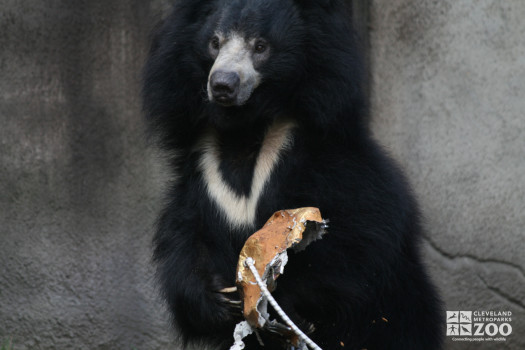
[254,40,267,54]
[210,36,220,51]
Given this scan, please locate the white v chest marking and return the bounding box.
[198,121,296,229]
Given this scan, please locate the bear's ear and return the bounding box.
[294,0,338,9]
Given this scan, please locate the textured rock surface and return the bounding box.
[0,1,176,349]
[370,1,525,349]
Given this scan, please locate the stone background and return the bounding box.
[0,1,176,349]
[0,1,523,349]
[370,1,525,349]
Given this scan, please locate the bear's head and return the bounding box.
[144,0,364,134]
[201,0,313,116]
[203,0,338,108]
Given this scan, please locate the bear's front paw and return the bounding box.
[208,274,243,321]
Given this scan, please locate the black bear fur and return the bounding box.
[143,0,444,349]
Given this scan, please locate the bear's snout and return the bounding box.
[210,70,240,106]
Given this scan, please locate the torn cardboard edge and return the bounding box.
[231,207,328,350]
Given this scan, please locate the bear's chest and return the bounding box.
[196,121,296,230]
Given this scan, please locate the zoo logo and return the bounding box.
[446,311,513,339]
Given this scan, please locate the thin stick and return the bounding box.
[244,257,323,350]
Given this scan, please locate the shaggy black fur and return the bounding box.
[143,0,444,349]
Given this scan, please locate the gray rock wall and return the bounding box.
[0,1,176,349]
[370,1,525,349]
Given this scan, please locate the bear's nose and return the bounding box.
[210,71,240,105]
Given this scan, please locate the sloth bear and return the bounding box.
[143,0,444,349]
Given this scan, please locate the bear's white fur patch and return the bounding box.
[198,120,296,229]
